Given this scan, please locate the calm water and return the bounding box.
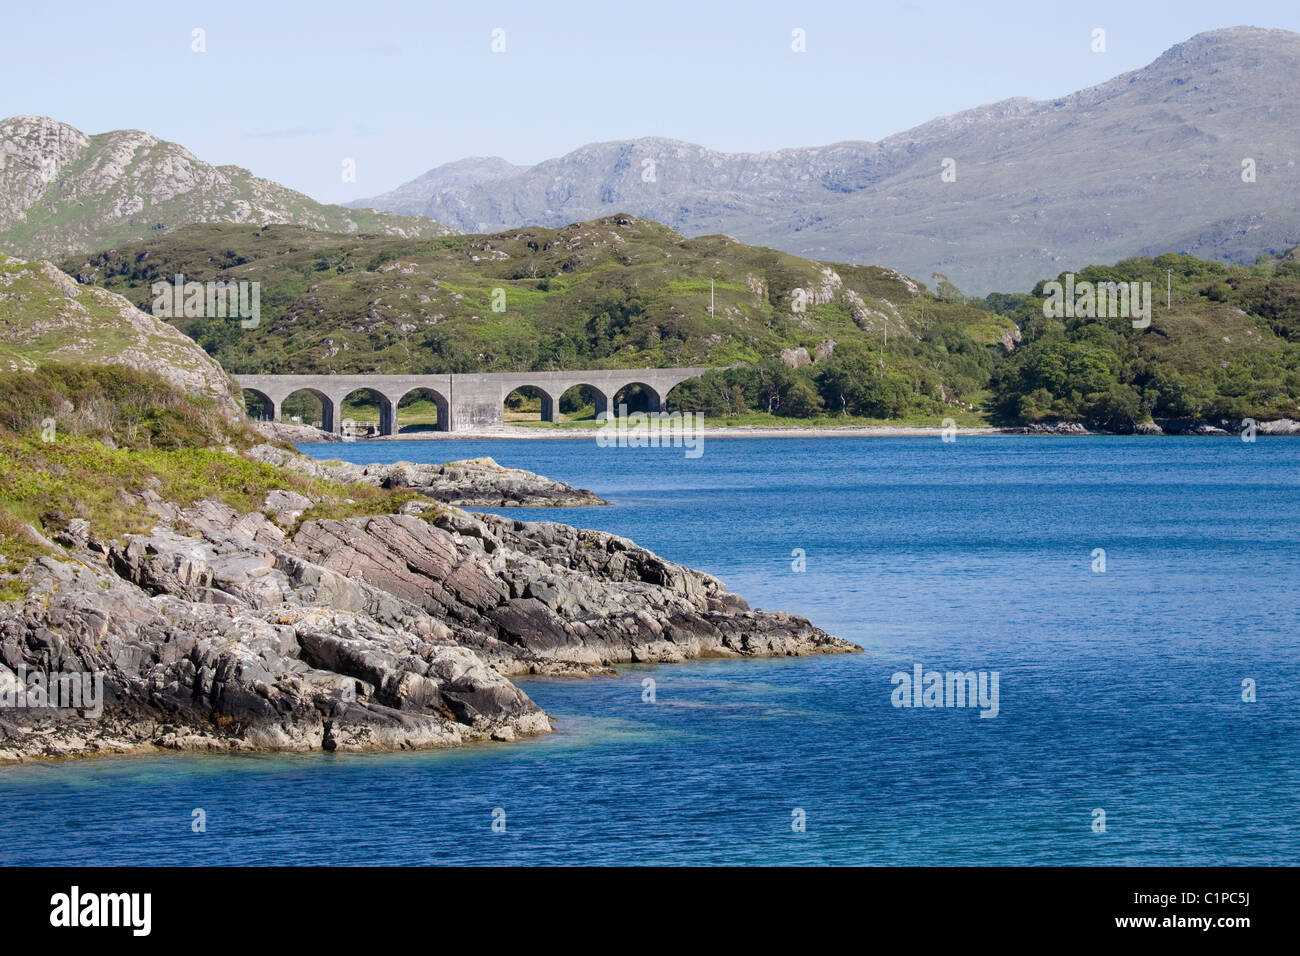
[3,436,1298,865]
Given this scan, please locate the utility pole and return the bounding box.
[1167,270,1172,309]
[881,313,887,371]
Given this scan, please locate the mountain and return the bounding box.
[351,27,1300,296]
[0,116,454,261]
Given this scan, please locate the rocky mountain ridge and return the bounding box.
[0,115,454,261]
[353,27,1300,294]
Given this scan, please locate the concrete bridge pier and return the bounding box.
[592,390,611,419]
[538,391,560,423]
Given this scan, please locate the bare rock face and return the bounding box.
[780,347,812,369]
[1013,421,1092,435]
[1258,418,1300,435]
[290,510,851,676]
[253,420,339,444]
[0,460,854,762]
[0,115,454,261]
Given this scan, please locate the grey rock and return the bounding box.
[1257,419,1300,435]
[246,445,608,507]
[780,347,812,368]
[0,451,854,763]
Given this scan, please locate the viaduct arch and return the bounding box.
[234,368,707,435]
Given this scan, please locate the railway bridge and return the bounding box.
[233,368,708,434]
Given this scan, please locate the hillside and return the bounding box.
[0,253,238,413]
[352,27,1300,295]
[0,116,454,261]
[62,215,1016,421]
[57,214,1300,430]
[985,252,1300,429]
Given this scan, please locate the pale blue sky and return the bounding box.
[3,1,1298,204]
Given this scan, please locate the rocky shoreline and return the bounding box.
[0,453,856,763]
[1010,417,1300,436]
[245,443,609,508]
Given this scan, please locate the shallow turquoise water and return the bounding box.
[2,436,1297,865]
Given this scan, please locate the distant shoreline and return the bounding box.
[266,419,1300,445]
[370,424,1010,440]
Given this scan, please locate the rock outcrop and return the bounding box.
[0,458,854,762]
[253,420,339,444]
[0,255,240,414]
[245,445,609,507]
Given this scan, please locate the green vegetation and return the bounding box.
[666,327,994,420]
[62,218,1009,375]
[0,363,252,451]
[983,253,1300,427]
[0,364,439,599]
[60,217,1300,429]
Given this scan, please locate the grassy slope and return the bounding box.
[0,255,222,376]
[0,364,438,601]
[61,215,1014,374]
[57,217,1300,428]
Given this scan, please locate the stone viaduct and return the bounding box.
[233,368,709,434]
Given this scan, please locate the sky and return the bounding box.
[3,0,1299,204]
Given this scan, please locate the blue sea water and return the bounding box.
[2,436,1297,865]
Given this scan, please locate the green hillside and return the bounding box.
[62,215,1014,422]
[59,216,1300,429]
[983,252,1300,426]
[0,116,454,262]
